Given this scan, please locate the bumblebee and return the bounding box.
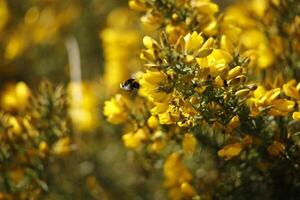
[120,78,140,91]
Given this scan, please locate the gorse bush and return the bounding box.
[104,0,300,199]
[0,82,72,199]
[0,0,299,199]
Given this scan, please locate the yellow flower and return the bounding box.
[249,85,295,117]
[7,116,22,135]
[139,70,167,99]
[193,1,219,15]
[122,128,148,149]
[164,153,193,188]
[182,133,198,155]
[247,86,265,113]
[158,111,173,125]
[292,112,300,120]
[220,21,242,43]
[180,182,197,197]
[140,36,158,62]
[148,139,166,153]
[248,0,268,18]
[201,37,214,49]
[196,49,232,77]
[259,88,281,104]
[143,36,156,49]
[103,94,128,124]
[139,70,175,125]
[227,115,240,132]
[218,143,243,160]
[184,31,204,54]
[221,4,275,69]
[150,91,170,102]
[202,19,218,36]
[220,35,234,54]
[283,80,300,100]
[267,99,295,116]
[39,141,49,154]
[183,32,216,62]
[53,137,71,156]
[128,0,147,11]
[151,101,170,115]
[147,115,159,129]
[1,82,31,111]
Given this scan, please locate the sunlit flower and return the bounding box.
[248,86,295,117]
[147,115,159,129]
[122,128,149,149]
[182,133,198,155]
[163,153,195,199]
[227,115,240,132]
[218,143,243,160]
[52,137,71,156]
[103,94,128,124]
[1,82,31,111]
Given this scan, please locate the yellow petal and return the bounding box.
[151,101,169,115]
[147,115,159,129]
[218,143,243,160]
[128,0,147,11]
[182,133,197,155]
[143,70,166,84]
[158,112,173,124]
[184,31,203,53]
[143,36,155,49]
[202,19,218,36]
[201,37,214,49]
[227,115,240,132]
[194,2,219,15]
[150,92,170,102]
[220,35,234,54]
[209,49,233,64]
[227,66,242,80]
[293,112,300,120]
[283,80,300,100]
[214,76,223,87]
[196,48,213,57]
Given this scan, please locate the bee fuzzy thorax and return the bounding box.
[120,78,140,91]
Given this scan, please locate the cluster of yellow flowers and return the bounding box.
[104,0,300,199]
[0,82,72,198]
[139,31,252,127]
[0,0,79,60]
[129,0,218,39]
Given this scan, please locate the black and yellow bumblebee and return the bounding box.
[120,78,140,91]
